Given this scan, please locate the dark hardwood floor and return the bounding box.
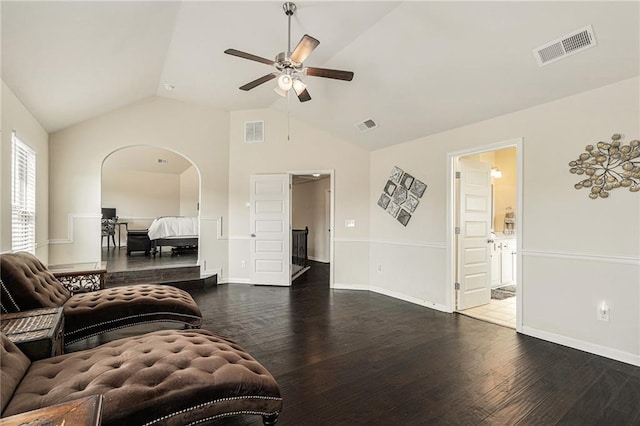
[186,262,640,425]
[89,259,640,425]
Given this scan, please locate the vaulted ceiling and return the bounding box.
[2,1,638,151]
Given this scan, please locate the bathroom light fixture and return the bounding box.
[491,168,503,178]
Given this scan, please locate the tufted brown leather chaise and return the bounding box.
[0,252,202,346]
[1,329,283,425]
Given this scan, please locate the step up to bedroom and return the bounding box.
[101,248,215,291]
[106,265,216,291]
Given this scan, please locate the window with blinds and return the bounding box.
[12,132,36,253]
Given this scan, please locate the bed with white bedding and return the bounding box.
[148,216,198,257]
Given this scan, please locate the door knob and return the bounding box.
[250,233,256,237]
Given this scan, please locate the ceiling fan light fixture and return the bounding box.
[292,78,307,95]
[273,86,288,97]
[224,2,353,103]
[277,74,293,91]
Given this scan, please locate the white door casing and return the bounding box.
[457,158,492,310]
[250,174,291,286]
[324,189,331,263]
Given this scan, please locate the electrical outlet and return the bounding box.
[240,260,246,269]
[597,303,610,322]
[378,265,383,273]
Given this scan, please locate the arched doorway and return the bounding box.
[100,146,201,268]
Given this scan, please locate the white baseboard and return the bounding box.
[370,286,451,313]
[521,326,640,367]
[332,283,369,291]
[223,278,252,284]
[308,256,329,263]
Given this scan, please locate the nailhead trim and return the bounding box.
[186,410,280,426]
[64,319,201,345]
[0,279,20,311]
[65,311,201,335]
[141,396,283,426]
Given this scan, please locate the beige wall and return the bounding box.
[1,81,49,262]
[48,97,229,277]
[102,170,181,218]
[370,76,640,364]
[180,166,199,217]
[227,108,370,285]
[293,177,330,262]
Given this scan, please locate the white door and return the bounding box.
[250,174,291,286]
[457,158,492,310]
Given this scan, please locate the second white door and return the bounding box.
[250,174,291,286]
[457,158,492,310]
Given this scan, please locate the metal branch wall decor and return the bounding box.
[569,133,640,199]
[377,166,427,226]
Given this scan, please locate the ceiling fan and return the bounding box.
[224,2,354,102]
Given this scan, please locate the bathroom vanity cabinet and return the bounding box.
[490,236,516,287]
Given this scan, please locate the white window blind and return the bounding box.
[12,132,36,253]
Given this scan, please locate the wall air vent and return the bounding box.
[244,120,264,143]
[355,118,378,133]
[534,25,597,67]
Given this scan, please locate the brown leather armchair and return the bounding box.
[0,252,202,346]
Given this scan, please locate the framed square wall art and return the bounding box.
[377,166,428,226]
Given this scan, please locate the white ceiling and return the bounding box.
[2,1,638,151]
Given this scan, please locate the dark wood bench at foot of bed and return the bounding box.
[127,230,151,256]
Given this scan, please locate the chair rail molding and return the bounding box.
[522,249,640,265]
[49,214,100,245]
[48,215,225,245]
[333,237,446,249]
[369,238,447,250]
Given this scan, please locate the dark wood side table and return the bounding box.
[0,307,64,361]
[49,261,107,294]
[0,395,103,426]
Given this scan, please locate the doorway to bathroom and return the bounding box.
[449,140,522,330]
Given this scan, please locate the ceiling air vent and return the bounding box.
[355,118,378,133]
[534,25,597,67]
[244,120,264,143]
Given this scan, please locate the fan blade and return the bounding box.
[305,67,354,81]
[224,49,275,66]
[290,34,320,64]
[296,88,311,102]
[239,73,277,91]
